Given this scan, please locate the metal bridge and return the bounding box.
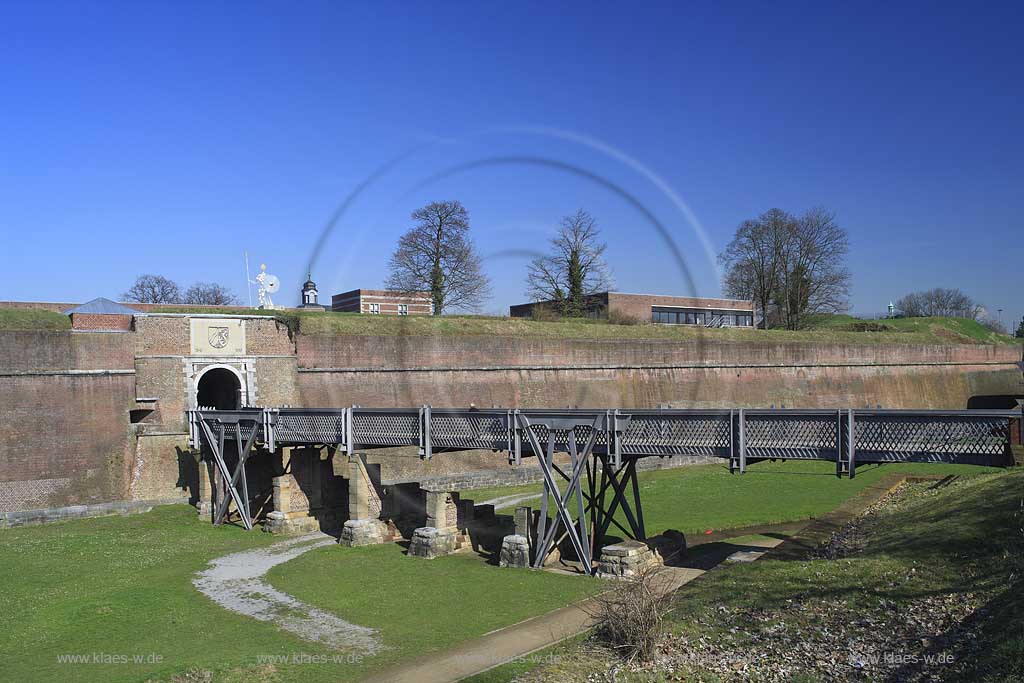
[189,406,1021,573]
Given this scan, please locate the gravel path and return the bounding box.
[193,533,383,655]
[477,492,543,510]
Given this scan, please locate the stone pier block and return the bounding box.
[596,539,662,579]
[514,506,533,537]
[408,526,458,559]
[340,518,388,547]
[499,534,531,568]
[196,459,213,522]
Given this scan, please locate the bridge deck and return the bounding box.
[189,406,1020,470]
[189,406,1021,568]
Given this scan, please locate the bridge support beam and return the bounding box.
[197,419,256,531]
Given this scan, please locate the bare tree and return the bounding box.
[385,200,490,314]
[183,282,239,306]
[525,209,611,317]
[719,209,793,328]
[979,317,1008,335]
[123,274,181,304]
[721,208,850,330]
[896,288,983,319]
[775,207,851,330]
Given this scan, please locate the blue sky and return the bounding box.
[1,1,1021,327]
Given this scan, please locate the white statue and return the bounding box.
[253,263,280,310]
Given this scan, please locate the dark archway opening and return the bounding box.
[196,368,242,410]
[967,395,1024,410]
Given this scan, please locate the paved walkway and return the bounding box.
[363,536,785,683]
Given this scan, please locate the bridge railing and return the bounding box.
[188,406,1022,476]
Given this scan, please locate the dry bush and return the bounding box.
[530,304,561,322]
[589,564,674,662]
[840,321,891,333]
[607,309,643,326]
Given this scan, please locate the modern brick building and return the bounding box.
[331,289,433,316]
[509,291,757,327]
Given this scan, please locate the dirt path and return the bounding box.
[477,492,542,510]
[193,533,383,655]
[363,537,786,683]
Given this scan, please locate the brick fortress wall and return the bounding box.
[296,334,1024,483]
[1,312,1021,519]
[0,331,137,513]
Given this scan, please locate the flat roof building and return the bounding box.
[510,292,756,327]
[331,289,433,316]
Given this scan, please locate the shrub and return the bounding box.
[840,321,891,333]
[530,304,561,323]
[589,564,673,661]
[607,309,643,326]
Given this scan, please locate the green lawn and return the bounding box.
[294,310,1018,345]
[802,313,1014,344]
[460,460,1004,538]
[265,543,601,677]
[0,506,598,683]
[0,462,1012,682]
[476,468,1024,682]
[0,308,71,330]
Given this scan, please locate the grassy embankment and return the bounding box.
[0,306,1016,346]
[0,308,71,330]
[471,468,1024,682]
[294,310,1017,345]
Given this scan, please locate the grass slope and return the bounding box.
[460,461,1004,537]
[0,308,71,330]
[296,311,1018,345]
[803,313,1014,344]
[479,469,1024,682]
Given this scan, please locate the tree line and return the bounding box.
[123,275,239,306]
[385,200,610,316]
[122,201,1014,334]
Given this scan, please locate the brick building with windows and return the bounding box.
[331,289,433,316]
[510,291,756,327]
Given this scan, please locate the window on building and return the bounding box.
[398,304,408,316]
[368,303,380,314]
